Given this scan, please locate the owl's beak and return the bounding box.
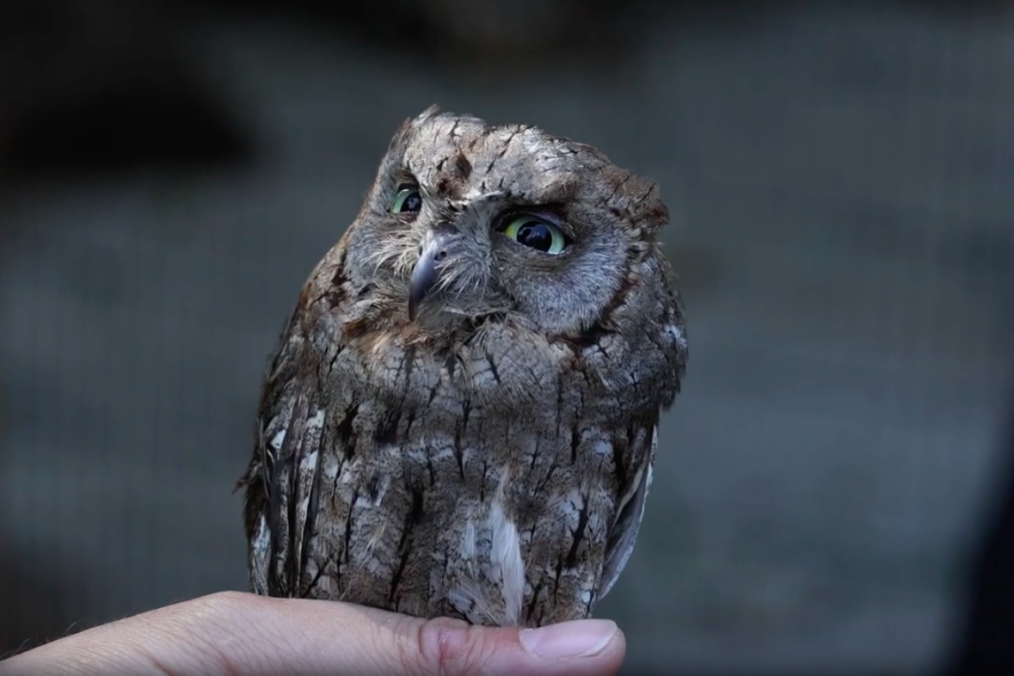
[408,229,454,321]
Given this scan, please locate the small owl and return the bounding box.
[239,107,687,627]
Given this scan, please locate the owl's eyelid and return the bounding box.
[493,207,575,242]
[388,180,422,219]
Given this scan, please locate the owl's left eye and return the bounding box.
[391,185,422,214]
[501,216,568,255]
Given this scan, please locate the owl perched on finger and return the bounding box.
[238,106,688,627]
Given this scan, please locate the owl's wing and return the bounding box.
[239,304,329,599]
[597,419,658,600]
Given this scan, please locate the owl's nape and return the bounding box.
[242,106,687,628]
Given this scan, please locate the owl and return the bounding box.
[239,106,687,627]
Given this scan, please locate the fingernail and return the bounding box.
[519,619,617,661]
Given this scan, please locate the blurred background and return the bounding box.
[2,0,1014,673]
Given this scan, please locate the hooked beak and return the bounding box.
[408,229,454,321]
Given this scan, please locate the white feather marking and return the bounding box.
[460,519,476,561]
[615,463,645,517]
[447,584,498,625]
[664,324,688,351]
[296,495,310,521]
[269,429,286,451]
[307,408,325,433]
[599,425,657,599]
[451,514,495,623]
[489,500,525,626]
[250,513,271,593]
[522,435,539,460]
[368,475,390,506]
[591,438,612,457]
[298,449,319,474]
[365,521,388,559]
[322,454,341,481]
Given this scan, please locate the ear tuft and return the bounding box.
[416,104,442,123]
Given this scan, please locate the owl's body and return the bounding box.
[240,107,687,627]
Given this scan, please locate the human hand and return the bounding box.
[0,591,625,676]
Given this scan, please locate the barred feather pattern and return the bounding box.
[239,107,687,627]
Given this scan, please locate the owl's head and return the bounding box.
[336,106,674,345]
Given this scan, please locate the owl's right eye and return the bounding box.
[391,185,422,214]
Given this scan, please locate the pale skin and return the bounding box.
[0,591,626,676]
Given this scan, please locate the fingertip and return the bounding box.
[409,616,626,676]
[519,619,620,661]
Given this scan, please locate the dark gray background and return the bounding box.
[2,1,1013,673]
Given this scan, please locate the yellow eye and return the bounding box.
[391,186,422,214]
[502,216,567,254]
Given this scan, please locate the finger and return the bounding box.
[0,591,626,676]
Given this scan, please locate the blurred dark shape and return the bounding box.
[938,230,1014,347]
[192,0,813,67]
[186,0,1014,72]
[948,388,1014,671]
[2,0,1008,188]
[0,557,86,657]
[0,0,252,182]
[194,0,638,66]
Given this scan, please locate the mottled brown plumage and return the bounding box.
[239,106,687,627]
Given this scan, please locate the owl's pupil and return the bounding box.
[402,192,422,212]
[517,222,552,251]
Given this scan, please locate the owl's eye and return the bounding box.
[391,185,422,214]
[501,216,567,255]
